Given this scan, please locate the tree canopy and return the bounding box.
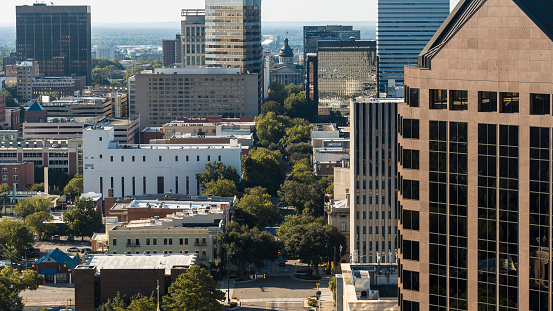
[241,148,286,196]
[197,162,240,189]
[25,211,55,240]
[0,88,17,107]
[201,179,238,198]
[163,265,224,311]
[235,187,281,228]
[63,198,98,239]
[0,266,41,311]
[13,198,50,219]
[0,219,34,258]
[64,174,83,201]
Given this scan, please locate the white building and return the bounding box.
[83,126,245,197]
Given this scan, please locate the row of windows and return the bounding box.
[1,168,18,173]
[113,237,207,246]
[108,155,223,163]
[2,175,18,181]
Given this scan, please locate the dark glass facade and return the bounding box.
[16,4,91,84]
[303,25,360,63]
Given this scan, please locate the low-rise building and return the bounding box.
[32,248,81,284]
[0,130,18,142]
[75,253,196,311]
[0,94,5,127]
[41,96,112,118]
[5,107,21,131]
[312,123,350,176]
[83,126,246,198]
[0,161,34,190]
[30,76,86,98]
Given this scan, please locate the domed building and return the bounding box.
[268,38,303,87]
[278,38,294,64]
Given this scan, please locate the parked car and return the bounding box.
[80,248,92,253]
[66,247,80,252]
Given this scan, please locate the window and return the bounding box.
[530,93,550,115]
[207,156,211,161]
[202,237,206,245]
[135,238,140,246]
[479,91,497,112]
[175,156,178,161]
[500,92,519,113]
[402,119,420,139]
[400,178,419,200]
[402,209,420,231]
[159,156,162,162]
[402,240,420,261]
[195,237,200,245]
[218,155,221,161]
[164,238,168,245]
[110,156,113,162]
[100,154,103,159]
[112,238,117,246]
[132,156,135,162]
[13,175,18,181]
[403,270,419,291]
[185,238,189,245]
[143,156,146,162]
[402,149,419,170]
[197,155,200,162]
[153,238,157,245]
[186,156,189,161]
[12,168,18,173]
[2,168,7,173]
[169,238,173,245]
[450,90,468,110]
[121,156,124,162]
[146,238,150,245]
[402,300,420,311]
[430,89,447,109]
[341,222,346,232]
[127,238,131,246]
[180,238,184,245]
[99,137,103,141]
[409,87,419,107]
[157,177,164,194]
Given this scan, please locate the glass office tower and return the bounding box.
[377,0,449,93]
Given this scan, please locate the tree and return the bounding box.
[290,158,318,184]
[92,58,125,70]
[254,112,291,146]
[235,187,281,228]
[0,219,34,258]
[0,88,16,107]
[64,174,83,201]
[266,81,287,104]
[197,162,240,189]
[279,119,312,147]
[126,293,156,311]
[29,184,44,192]
[279,221,346,277]
[63,198,98,239]
[277,215,326,237]
[216,222,280,275]
[284,91,311,120]
[0,266,41,311]
[98,292,127,311]
[25,211,55,240]
[162,265,224,311]
[241,148,287,196]
[285,142,312,158]
[124,65,145,81]
[0,184,10,194]
[284,83,304,97]
[201,179,238,197]
[13,198,50,219]
[279,180,323,215]
[329,276,337,301]
[262,100,284,115]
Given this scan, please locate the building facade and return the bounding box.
[41,97,112,117]
[398,0,553,310]
[16,4,91,84]
[129,68,258,128]
[181,9,205,68]
[350,98,400,264]
[318,40,378,116]
[377,0,449,93]
[0,161,34,190]
[31,76,86,98]
[15,61,40,100]
[303,25,361,63]
[162,35,182,68]
[83,127,245,198]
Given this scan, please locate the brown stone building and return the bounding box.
[0,162,34,190]
[398,0,553,310]
[74,254,196,311]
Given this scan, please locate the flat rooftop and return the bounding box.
[111,199,229,212]
[312,124,338,132]
[81,254,196,274]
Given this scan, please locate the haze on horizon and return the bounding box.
[0,0,461,25]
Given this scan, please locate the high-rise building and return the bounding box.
[162,35,183,68]
[16,4,91,84]
[303,25,361,64]
[14,60,40,100]
[305,53,318,119]
[317,40,378,116]
[377,0,448,93]
[350,98,399,264]
[181,9,206,68]
[398,0,553,310]
[2,52,17,72]
[204,0,263,106]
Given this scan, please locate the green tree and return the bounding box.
[99,292,127,311]
[0,266,41,311]
[285,142,312,157]
[0,219,34,258]
[266,81,287,104]
[201,179,238,197]
[64,174,83,201]
[25,211,55,240]
[290,158,318,184]
[0,88,16,107]
[162,265,224,311]
[284,91,311,120]
[124,65,145,81]
[254,112,291,146]
[92,58,125,70]
[13,198,50,219]
[280,119,312,147]
[241,148,287,196]
[235,187,281,228]
[262,100,285,115]
[329,276,337,301]
[279,221,346,277]
[279,180,323,215]
[197,162,240,189]
[126,293,156,311]
[277,215,326,236]
[63,198,98,240]
[216,222,280,275]
[284,83,304,97]
[29,184,44,192]
[0,184,10,194]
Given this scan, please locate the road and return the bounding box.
[22,283,74,310]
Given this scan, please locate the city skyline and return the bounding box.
[0,0,461,25]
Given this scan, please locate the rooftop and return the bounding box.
[80,254,196,274]
[312,124,338,132]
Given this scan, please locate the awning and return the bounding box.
[40,269,58,275]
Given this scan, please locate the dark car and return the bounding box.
[25,250,41,258]
[80,248,92,253]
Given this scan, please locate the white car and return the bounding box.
[66,247,80,252]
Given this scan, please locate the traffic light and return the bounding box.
[278,250,281,256]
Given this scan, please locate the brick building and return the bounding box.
[0,161,34,190]
[32,248,81,284]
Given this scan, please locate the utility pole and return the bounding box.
[333,245,336,275]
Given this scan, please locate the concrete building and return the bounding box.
[16,4,91,84]
[41,97,112,118]
[303,25,361,63]
[312,124,350,176]
[128,68,258,128]
[23,115,140,143]
[0,138,81,175]
[162,119,255,138]
[5,107,21,131]
[95,45,116,60]
[181,9,206,68]
[268,39,303,87]
[398,0,553,310]
[350,98,401,264]
[75,254,196,311]
[30,76,86,98]
[0,130,18,142]
[162,35,182,67]
[0,94,5,128]
[0,161,34,190]
[15,60,40,100]
[82,127,246,198]
[2,52,16,73]
[377,0,449,93]
[318,40,378,116]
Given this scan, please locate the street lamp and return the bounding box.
[227,251,230,304]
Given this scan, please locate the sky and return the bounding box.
[0,0,462,25]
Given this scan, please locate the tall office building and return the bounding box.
[16,4,91,85]
[350,97,400,264]
[398,0,553,310]
[317,40,377,116]
[377,0,448,93]
[181,9,206,68]
[205,0,263,108]
[303,25,360,64]
[162,35,182,67]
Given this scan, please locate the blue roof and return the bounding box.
[27,101,45,112]
[36,248,81,269]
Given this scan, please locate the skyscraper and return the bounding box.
[398,0,553,310]
[350,97,400,264]
[181,9,206,68]
[16,4,91,84]
[303,25,360,64]
[162,35,182,67]
[205,0,263,107]
[377,0,448,93]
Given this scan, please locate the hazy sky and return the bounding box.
[0,0,462,24]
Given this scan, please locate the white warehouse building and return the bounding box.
[83,127,246,197]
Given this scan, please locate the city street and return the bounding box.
[22,283,74,310]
